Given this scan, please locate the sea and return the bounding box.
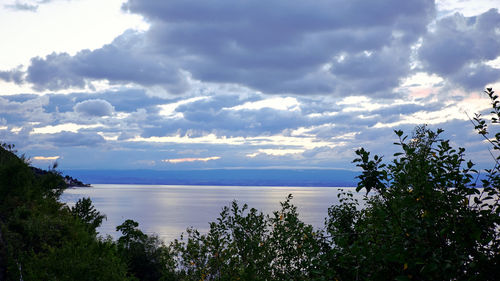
[60,184,365,242]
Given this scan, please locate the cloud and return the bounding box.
[25,31,189,93]
[246,148,304,158]
[4,1,38,12]
[451,64,500,90]
[74,99,114,117]
[26,52,87,90]
[227,97,300,111]
[39,89,168,114]
[45,131,106,147]
[3,0,437,96]
[3,0,76,13]
[418,9,500,89]
[0,68,24,84]
[142,99,314,138]
[123,0,434,95]
[161,156,221,163]
[32,123,102,134]
[33,155,59,161]
[329,45,411,94]
[0,95,51,126]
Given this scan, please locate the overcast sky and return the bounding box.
[1,0,500,171]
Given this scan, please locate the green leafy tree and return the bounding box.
[172,195,324,280]
[172,202,271,280]
[71,197,106,234]
[323,89,500,280]
[0,145,130,280]
[266,194,324,280]
[117,219,177,281]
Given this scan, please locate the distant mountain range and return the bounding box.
[62,169,359,187]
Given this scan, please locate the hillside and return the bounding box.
[0,143,131,280]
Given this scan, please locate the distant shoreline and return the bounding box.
[70,183,358,188]
[61,169,360,188]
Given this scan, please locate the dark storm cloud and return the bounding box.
[419,9,500,88]
[74,99,114,117]
[4,0,436,96]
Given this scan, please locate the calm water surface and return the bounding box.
[60,184,362,242]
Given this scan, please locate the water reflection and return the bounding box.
[60,184,363,242]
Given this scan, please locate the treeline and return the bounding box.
[0,89,499,280]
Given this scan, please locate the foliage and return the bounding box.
[324,89,500,280]
[71,197,107,234]
[21,236,130,281]
[266,195,324,280]
[171,195,324,280]
[171,201,271,280]
[116,219,177,281]
[0,145,131,280]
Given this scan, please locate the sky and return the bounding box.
[1,0,500,171]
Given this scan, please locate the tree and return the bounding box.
[71,197,106,234]
[171,195,324,280]
[116,219,176,281]
[0,145,131,280]
[322,89,500,280]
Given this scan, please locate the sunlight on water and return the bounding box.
[60,184,365,242]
